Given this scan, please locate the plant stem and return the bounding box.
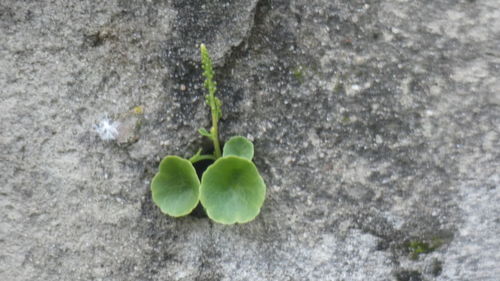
[210,114,222,158]
[189,154,216,164]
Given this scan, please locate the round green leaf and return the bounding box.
[223,136,254,160]
[200,156,266,224]
[151,156,200,217]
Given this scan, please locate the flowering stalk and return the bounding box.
[190,44,222,163]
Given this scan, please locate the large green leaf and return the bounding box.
[222,136,254,160]
[151,156,200,217]
[200,156,266,224]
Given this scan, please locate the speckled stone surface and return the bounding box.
[1,0,498,280]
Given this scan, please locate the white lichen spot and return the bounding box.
[93,115,120,141]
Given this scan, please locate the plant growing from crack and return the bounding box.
[151,44,266,224]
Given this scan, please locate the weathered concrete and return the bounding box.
[1,0,498,280]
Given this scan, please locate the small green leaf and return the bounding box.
[223,136,254,160]
[200,156,266,224]
[198,128,212,138]
[151,156,200,217]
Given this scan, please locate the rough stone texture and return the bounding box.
[1,0,498,280]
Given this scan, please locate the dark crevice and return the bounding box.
[395,270,423,281]
[138,0,287,279]
[189,142,217,218]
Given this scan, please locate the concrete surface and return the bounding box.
[1,0,499,280]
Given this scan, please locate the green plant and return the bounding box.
[151,44,266,224]
[407,238,444,260]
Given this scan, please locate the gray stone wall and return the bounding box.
[1,0,499,280]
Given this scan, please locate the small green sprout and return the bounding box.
[292,66,305,84]
[151,44,266,224]
[407,238,444,260]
